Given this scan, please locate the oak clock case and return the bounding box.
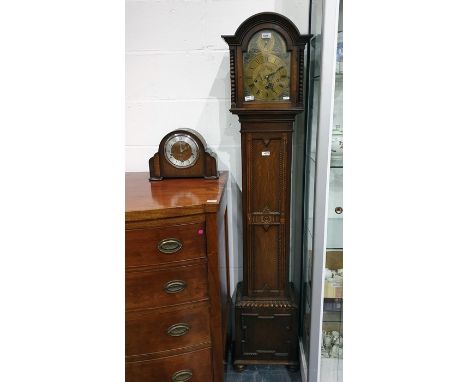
[149,128,218,181]
[222,12,311,372]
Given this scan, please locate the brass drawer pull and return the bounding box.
[167,323,191,337]
[164,280,186,294]
[157,238,182,254]
[172,369,192,382]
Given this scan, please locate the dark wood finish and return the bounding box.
[125,173,227,221]
[126,222,206,269]
[221,12,310,111]
[126,347,213,382]
[126,302,211,357]
[125,263,208,310]
[286,364,300,372]
[222,13,311,370]
[233,282,298,368]
[241,127,293,299]
[126,172,230,382]
[149,128,218,180]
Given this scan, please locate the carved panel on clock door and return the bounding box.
[250,206,280,231]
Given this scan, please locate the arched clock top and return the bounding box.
[221,12,310,47]
[222,12,312,112]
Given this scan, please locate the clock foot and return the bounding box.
[148,176,163,181]
[234,364,245,373]
[204,174,219,180]
[286,364,299,372]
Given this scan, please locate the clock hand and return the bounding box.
[264,72,274,81]
[265,66,285,81]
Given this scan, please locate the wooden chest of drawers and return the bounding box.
[125,172,230,382]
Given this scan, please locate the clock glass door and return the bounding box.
[243,30,291,102]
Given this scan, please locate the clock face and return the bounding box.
[164,133,200,169]
[243,30,291,102]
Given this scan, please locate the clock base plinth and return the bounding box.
[233,282,299,369]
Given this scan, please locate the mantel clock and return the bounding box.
[222,12,311,371]
[148,128,218,181]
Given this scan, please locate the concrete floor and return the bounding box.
[224,351,302,382]
[224,352,343,382]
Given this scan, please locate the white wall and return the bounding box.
[126,0,309,295]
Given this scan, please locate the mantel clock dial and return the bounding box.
[163,133,200,169]
[149,129,218,181]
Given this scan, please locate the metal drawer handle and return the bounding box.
[167,323,190,337]
[172,369,192,382]
[335,207,343,214]
[157,238,182,254]
[164,280,186,294]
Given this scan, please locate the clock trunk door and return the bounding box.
[242,125,292,299]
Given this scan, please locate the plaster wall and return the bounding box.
[126,0,310,294]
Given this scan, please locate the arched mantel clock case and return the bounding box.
[222,13,311,371]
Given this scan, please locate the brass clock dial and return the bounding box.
[164,133,199,169]
[243,30,291,102]
[244,53,289,101]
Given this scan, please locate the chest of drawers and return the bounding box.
[125,172,230,382]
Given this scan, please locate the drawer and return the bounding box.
[126,222,206,268]
[126,347,212,382]
[126,263,208,310]
[126,302,211,357]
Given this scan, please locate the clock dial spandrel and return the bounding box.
[243,30,291,102]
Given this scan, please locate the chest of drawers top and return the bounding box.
[125,171,228,222]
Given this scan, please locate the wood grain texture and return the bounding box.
[125,171,228,222]
[125,172,229,382]
[221,12,311,112]
[234,282,298,368]
[126,221,206,269]
[126,302,211,357]
[126,347,213,382]
[149,129,219,180]
[222,12,309,369]
[125,263,208,311]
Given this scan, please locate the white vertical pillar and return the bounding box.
[308,0,340,381]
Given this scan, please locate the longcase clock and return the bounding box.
[222,12,311,371]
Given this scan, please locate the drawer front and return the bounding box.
[126,222,206,268]
[126,347,212,382]
[126,302,211,357]
[126,263,208,310]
